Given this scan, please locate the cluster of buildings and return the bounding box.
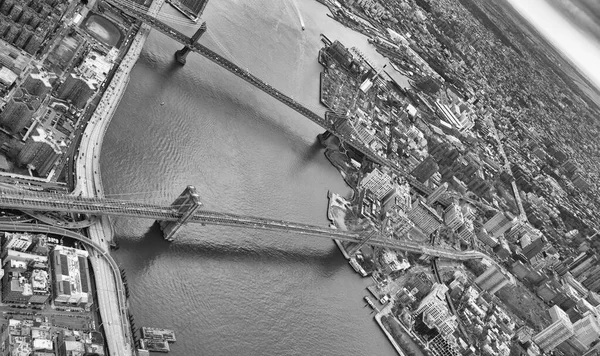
[0,0,132,180]
[530,305,600,355]
[1,318,104,356]
[318,0,600,354]
[387,266,517,356]
[0,232,93,310]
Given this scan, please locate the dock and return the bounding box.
[139,339,170,353]
[141,327,176,342]
[350,257,368,277]
[364,296,379,312]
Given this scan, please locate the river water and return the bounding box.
[101,1,401,355]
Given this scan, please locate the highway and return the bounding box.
[63,0,168,354]
[487,118,526,222]
[21,210,97,229]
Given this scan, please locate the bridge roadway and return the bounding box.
[0,189,489,261]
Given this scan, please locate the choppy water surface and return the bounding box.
[101,1,400,354]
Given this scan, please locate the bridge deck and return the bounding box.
[0,189,484,260]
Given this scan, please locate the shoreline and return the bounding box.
[317,39,416,354]
[74,1,167,354]
[375,313,408,356]
[326,190,352,260]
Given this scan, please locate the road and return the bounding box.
[65,0,167,354]
[488,119,526,221]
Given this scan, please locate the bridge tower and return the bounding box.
[346,228,378,256]
[175,22,207,65]
[158,186,202,241]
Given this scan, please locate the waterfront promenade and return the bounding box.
[71,0,166,354]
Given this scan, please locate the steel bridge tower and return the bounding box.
[158,185,202,241]
[175,22,207,65]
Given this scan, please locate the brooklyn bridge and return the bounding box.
[0,186,488,261]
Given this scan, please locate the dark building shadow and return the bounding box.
[288,138,328,176]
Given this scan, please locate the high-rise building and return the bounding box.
[22,69,56,96]
[56,73,96,109]
[428,333,461,356]
[407,200,443,236]
[0,89,41,135]
[51,246,92,307]
[414,283,457,337]
[482,212,515,238]
[1,249,49,305]
[4,25,19,44]
[461,205,476,222]
[14,27,31,49]
[358,168,395,201]
[572,173,590,192]
[17,127,66,177]
[533,306,575,352]
[383,206,414,238]
[426,182,448,205]
[474,265,513,295]
[0,0,15,15]
[381,182,411,214]
[505,221,538,241]
[521,238,546,263]
[581,269,600,293]
[456,221,475,243]
[0,21,9,38]
[444,204,464,232]
[3,232,32,253]
[570,251,599,279]
[569,312,600,353]
[411,156,439,183]
[24,33,43,55]
[476,228,498,248]
[8,4,22,22]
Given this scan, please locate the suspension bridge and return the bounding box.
[99,0,421,180]
[0,186,487,261]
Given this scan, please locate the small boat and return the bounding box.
[302,25,305,31]
[160,102,165,106]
